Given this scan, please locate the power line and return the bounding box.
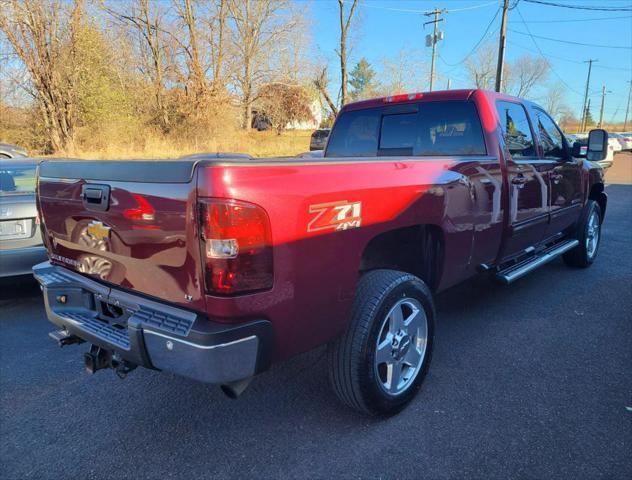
[359,1,498,14]
[509,30,632,50]
[519,14,632,23]
[447,1,500,13]
[513,6,585,96]
[506,39,632,72]
[439,8,501,67]
[523,0,632,12]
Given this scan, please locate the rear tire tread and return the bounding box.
[328,269,434,415]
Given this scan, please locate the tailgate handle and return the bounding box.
[81,185,110,212]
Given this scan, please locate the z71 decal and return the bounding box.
[308,201,362,232]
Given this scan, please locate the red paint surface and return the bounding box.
[38,90,602,362]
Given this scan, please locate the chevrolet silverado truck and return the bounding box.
[34,90,609,415]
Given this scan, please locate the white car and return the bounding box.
[608,136,622,153]
[613,132,632,151]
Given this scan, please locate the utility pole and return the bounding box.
[598,85,612,128]
[446,78,452,90]
[495,0,510,92]
[424,8,446,92]
[580,59,598,132]
[584,98,592,129]
[624,80,632,131]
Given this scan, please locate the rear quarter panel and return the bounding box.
[198,152,504,360]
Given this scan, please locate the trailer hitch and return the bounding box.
[83,345,137,379]
[84,345,112,374]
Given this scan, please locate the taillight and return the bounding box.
[198,198,273,295]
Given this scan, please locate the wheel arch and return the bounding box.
[589,182,607,220]
[359,224,444,292]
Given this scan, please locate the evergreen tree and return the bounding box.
[349,58,379,101]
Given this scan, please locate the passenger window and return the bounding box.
[534,109,566,160]
[496,101,535,158]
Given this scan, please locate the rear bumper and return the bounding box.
[33,262,273,384]
[0,245,47,277]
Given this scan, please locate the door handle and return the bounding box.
[511,175,527,188]
[551,173,563,184]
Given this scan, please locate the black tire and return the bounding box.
[563,200,602,268]
[328,269,435,416]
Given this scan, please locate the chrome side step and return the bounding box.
[495,239,579,284]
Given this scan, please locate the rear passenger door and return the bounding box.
[496,101,549,257]
[532,107,583,240]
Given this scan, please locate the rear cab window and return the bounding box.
[325,101,487,158]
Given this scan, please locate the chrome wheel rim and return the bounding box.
[374,297,428,396]
[586,210,600,259]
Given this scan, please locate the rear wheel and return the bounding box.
[563,200,602,268]
[328,269,434,416]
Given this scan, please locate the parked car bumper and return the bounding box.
[33,261,273,384]
[0,245,48,277]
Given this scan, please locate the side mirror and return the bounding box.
[571,141,587,158]
[587,129,608,161]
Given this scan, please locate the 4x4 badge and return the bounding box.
[308,201,362,232]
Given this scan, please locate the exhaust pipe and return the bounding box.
[220,377,253,399]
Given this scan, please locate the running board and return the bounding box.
[495,239,579,284]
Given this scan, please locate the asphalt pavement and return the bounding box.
[1,185,631,479]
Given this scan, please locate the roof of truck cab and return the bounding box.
[341,89,532,112]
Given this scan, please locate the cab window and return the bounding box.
[534,108,566,160]
[325,101,487,157]
[495,101,535,158]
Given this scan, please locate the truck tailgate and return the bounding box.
[37,160,206,312]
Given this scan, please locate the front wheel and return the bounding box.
[328,270,435,416]
[563,200,602,268]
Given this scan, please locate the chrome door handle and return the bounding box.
[551,174,563,184]
[511,175,527,188]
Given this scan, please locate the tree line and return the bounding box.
[0,0,579,155]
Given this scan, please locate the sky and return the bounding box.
[307,0,632,123]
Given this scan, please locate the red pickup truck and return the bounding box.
[34,89,609,415]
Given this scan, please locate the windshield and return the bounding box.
[0,163,37,196]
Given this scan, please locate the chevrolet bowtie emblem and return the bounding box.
[86,221,111,241]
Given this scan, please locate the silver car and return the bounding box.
[310,128,331,151]
[0,158,48,277]
[0,143,29,159]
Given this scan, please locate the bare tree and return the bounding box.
[313,66,338,116]
[0,0,83,152]
[337,0,359,106]
[173,0,206,108]
[209,0,228,94]
[105,0,172,132]
[543,81,570,121]
[380,49,427,94]
[506,55,549,98]
[465,42,497,90]
[226,0,301,129]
